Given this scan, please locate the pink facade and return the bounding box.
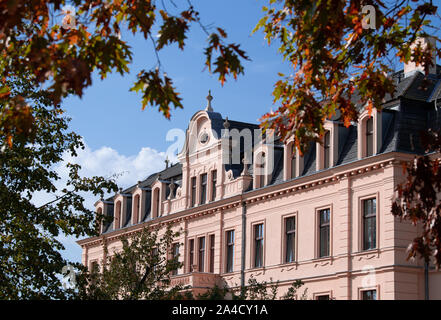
[78,71,441,299]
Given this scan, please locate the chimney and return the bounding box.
[404,36,437,78]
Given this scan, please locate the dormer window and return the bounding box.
[256,152,266,188]
[291,144,296,178]
[316,121,338,171]
[114,200,121,229]
[284,139,303,180]
[323,131,331,169]
[152,188,161,218]
[366,117,374,157]
[358,108,382,159]
[133,194,140,224]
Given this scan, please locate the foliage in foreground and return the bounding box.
[392,129,441,268]
[0,76,118,299]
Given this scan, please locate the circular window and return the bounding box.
[199,132,209,144]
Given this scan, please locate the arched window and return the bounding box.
[114,201,121,229]
[133,194,140,224]
[291,144,296,178]
[154,188,160,218]
[366,117,374,157]
[256,152,266,188]
[96,207,103,233]
[323,131,331,169]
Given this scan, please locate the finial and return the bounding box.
[205,90,213,112]
[223,116,230,130]
[165,156,170,169]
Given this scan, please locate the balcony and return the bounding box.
[170,272,221,292]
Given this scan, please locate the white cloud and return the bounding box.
[31,140,169,263]
[60,143,169,189]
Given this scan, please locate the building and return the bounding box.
[78,52,441,300]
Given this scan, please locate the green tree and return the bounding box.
[77,226,191,300]
[0,75,118,299]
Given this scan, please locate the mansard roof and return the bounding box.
[103,68,441,201]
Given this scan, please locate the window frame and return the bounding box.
[198,236,206,272]
[282,214,297,264]
[190,176,197,207]
[315,205,333,259]
[225,229,235,273]
[210,170,217,202]
[362,198,377,251]
[253,223,265,268]
[188,238,195,272]
[358,193,380,252]
[170,243,180,276]
[358,286,380,300]
[209,234,215,273]
[200,173,207,205]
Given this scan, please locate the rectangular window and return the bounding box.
[254,223,264,268]
[211,170,217,201]
[319,208,330,258]
[189,239,194,272]
[316,294,330,300]
[362,290,377,300]
[363,198,377,250]
[171,243,179,276]
[90,260,99,272]
[191,177,196,207]
[200,174,207,205]
[226,230,234,273]
[324,131,331,169]
[285,217,296,263]
[366,117,374,157]
[155,190,160,218]
[209,235,215,273]
[198,237,205,272]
